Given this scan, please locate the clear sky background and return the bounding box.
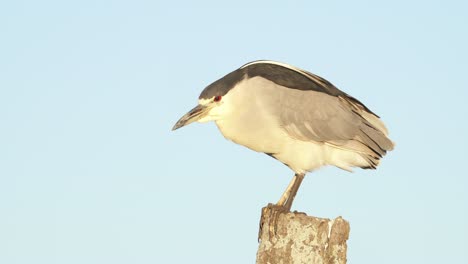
[1,1,467,263]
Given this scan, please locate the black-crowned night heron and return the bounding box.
[173,60,394,216]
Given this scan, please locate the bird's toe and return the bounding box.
[258,203,290,241]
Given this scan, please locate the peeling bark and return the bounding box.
[257,206,350,264]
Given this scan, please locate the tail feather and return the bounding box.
[355,111,394,168]
[331,97,395,169]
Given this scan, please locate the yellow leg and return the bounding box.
[259,173,306,240]
[276,175,297,206]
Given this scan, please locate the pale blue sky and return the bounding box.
[1,1,467,263]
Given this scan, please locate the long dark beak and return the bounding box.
[172,104,209,131]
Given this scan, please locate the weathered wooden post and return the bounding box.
[257,206,350,264]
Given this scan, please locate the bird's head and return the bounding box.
[172,68,245,131]
[172,94,227,130]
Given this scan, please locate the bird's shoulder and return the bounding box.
[242,60,377,116]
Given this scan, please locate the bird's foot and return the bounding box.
[258,203,290,241]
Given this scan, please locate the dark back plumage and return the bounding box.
[199,60,375,113]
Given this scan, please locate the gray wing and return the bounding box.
[271,87,394,164]
[279,90,359,141]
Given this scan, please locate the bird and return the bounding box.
[172,60,394,224]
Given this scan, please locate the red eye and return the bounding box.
[214,95,222,102]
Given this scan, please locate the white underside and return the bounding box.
[217,119,368,173]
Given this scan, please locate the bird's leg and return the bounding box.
[259,173,306,240]
[282,173,305,211]
[276,175,297,206]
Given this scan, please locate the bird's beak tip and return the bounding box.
[172,104,209,132]
[171,119,187,131]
